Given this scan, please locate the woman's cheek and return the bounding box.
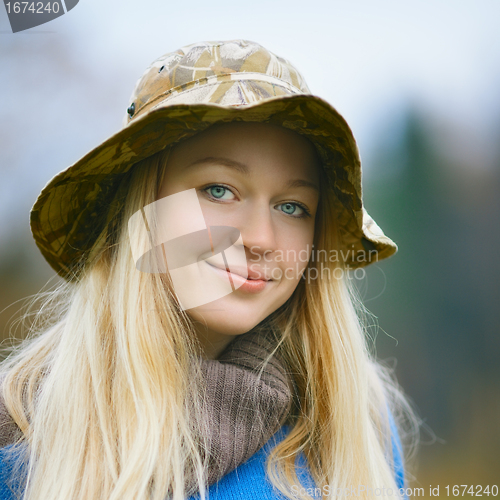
[198,199,240,228]
[279,242,311,282]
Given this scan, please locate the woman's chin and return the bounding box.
[183,279,295,336]
[186,300,267,336]
[186,304,264,335]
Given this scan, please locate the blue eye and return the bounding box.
[204,185,235,201]
[210,186,225,199]
[281,203,299,215]
[278,202,310,218]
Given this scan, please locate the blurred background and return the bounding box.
[1,0,499,495]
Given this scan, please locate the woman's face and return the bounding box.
[157,122,320,354]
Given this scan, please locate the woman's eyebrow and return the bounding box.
[187,156,249,174]
[187,156,319,192]
[286,179,319,192]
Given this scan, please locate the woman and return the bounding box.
[0,39,419,499]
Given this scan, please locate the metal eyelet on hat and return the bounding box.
[127,102,135,118]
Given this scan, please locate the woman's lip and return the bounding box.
[205,262,271,293]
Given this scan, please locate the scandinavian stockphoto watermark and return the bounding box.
[127,188,376,310]
[2,0,79,33]
[292,484,412,497]
[291,484,499,498]
[245,245,376,283]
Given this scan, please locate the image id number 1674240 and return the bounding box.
[444,485,498,496]
[5,2,60,13]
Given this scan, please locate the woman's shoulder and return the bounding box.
[195,422,406,500]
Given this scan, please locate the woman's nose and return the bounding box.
[239,202,278,261]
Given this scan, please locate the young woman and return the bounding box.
[0,39,419,500]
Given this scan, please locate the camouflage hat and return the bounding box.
[30,39,397,282]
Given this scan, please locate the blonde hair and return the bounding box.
[0,138,420,500]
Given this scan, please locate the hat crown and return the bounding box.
[123,39,311,126]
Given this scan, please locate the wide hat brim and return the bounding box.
[30,93,397,281]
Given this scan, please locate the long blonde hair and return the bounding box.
[0,138,420,500]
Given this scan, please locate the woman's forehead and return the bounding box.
[167,121,322,180]
[181,121,317,149]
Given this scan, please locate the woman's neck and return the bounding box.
[193,323,238,359]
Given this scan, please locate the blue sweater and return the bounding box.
[188,416,405,500]
[0,419,405,499]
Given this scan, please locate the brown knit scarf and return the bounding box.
[0,329,298,495]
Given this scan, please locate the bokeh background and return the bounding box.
[1,0,499,495]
